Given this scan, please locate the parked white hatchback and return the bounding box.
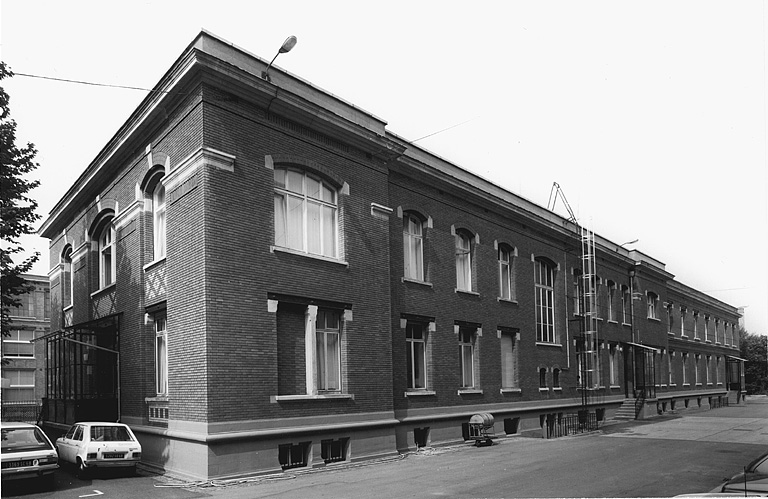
[55,422,141,478]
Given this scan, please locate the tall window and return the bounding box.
[498,246,514,300]
[403,214,424,281]
[609,345,618,386]
[693,312,699,339]
[694,355,700,385]
[647,292,658,319]
[607,281,616,321]
[666,303,673,333]
[153,181,166,260]
[704,316,710,342]
[668,351,674,385]
[534,258,556,343]
[573,269,584,316]
[500,331,518,389]
[316,310,341,391]
[2,330,34,358]
[98,222,116,288]
[680,307,687,337]
[621,285,630,324]
[539,368,547,388]
[458,328,475,388]
[682,353,689,385]
[155,315,168,395]
[274,168,338,258]
[63,246,73,307]
[553,368,560,388]
[406,323,427,390]
[706,356,711,384]
[455,232,472,291]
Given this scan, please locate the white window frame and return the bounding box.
[668,351,674,385]
[498,246,513,300]
[155,314,168,395]
[2,330,35,358]
[2,369,35,401]
[647,292,658,319]
[500,331,518,389]
[455,232,473,292]
[403,214,424,281]
[274,168,339,259]
[63,247,73,308]
[406,322,427,390]
[98,223,116,289]
[153,180,166,261]
[609,345,618,386]
[607,281,616,321]
[315,309,341,392]
[458,328,475,388]
[534,259,556,343]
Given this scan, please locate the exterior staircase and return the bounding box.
[613,398,642,420]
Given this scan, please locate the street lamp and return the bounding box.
[262,35,298,82]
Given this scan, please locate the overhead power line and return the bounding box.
[14,72,177,95]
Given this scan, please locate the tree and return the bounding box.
[1,61,41,337]
[739,328,767,394]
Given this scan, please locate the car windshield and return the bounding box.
[1,427,53,453]
[90,426,134,442]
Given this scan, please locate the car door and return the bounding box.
[56,424,77,462]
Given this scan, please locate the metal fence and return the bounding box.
[1,401,42,424]
[544,411,599,439]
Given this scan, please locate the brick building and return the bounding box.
[1,274,50,420]
[38,31,744,480]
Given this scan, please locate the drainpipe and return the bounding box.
[629,269,637,398]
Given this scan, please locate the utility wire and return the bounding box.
[410,117,478,143]
[14,72,183,95]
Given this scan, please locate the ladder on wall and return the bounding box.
[580,224,600,407]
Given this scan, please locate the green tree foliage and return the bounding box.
[1,61,41,337]
[739,328,767,394]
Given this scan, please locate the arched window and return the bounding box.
[403,213,424,281]
[153,181,166,260]
[498,244,515,300]
[455,231,473,291]
[539,368,547,388]
[274,167,338,258]
[553,368,560,388]
[534,258,556,343]
[62,246,73,307]
[621,285,631,324]
[97,220,116,289]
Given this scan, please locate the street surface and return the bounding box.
[3,396,767,498]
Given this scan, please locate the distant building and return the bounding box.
[1,274,50,404]
[38,30,744,480]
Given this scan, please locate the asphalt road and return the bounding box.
[3,396,767,498]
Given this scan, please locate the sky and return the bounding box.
[2,0,767,335]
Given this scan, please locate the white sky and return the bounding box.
[2,0,767,335]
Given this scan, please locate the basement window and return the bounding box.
[414,427,429,448]
[321,438,349,463]
[278,441,311,470]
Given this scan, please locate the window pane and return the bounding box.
[321,184,335,203]
[274,168,286,189]
[306,176,321,200]
[307,201,322,254]
[326,332,340,390]
[501,334,515,388]
[286,195,304,250]
[285,170,303,194]
[461,344,473,387]
[155,205,166,259]
[322,205,336,257]
[274,193,287,246]
[412,341,425,388]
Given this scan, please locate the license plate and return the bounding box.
[102,453,125,459]
[2,460,33,468]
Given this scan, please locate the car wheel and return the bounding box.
[76,458,89,480]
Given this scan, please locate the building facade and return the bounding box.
[1,274,50,414]
[38,31,744,480]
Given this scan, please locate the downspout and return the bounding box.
[564,249,570,369]
[629,269,637,398]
